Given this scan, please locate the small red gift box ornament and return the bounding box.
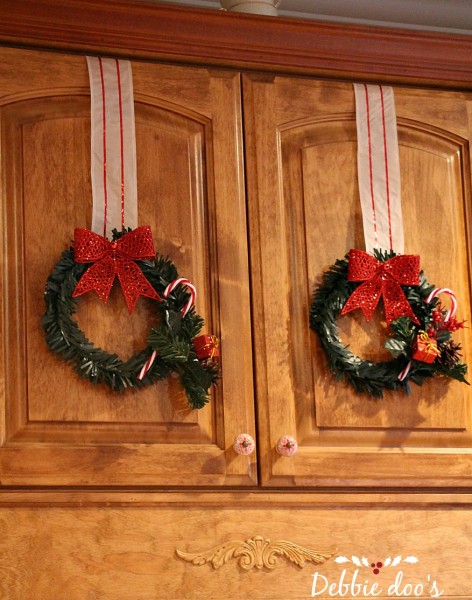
[193,335,220,363]
[412,331,440,364]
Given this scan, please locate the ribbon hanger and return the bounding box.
[87,57,138,238]
[353,84,404,254]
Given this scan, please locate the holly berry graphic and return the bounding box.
[371,561,383,575]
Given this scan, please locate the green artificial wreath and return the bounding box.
[42,229,218,409]
[310,249,468,398]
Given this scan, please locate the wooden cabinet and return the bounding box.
[2,491,472,600]
[2,2,472,599]
[0,47,256,487]
[243,74,472,487]
[3,47,472,490]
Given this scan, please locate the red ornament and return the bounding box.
[72,226,161,314]
[341,249,420,327]
[413,331,440,363]
[193,335,220,362]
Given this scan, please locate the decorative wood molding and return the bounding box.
[176,535,336,570]
[0,0,472,88]
[2,490,472,507]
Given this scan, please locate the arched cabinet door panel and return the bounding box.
[243,74,472,487]
[0,47,256,486]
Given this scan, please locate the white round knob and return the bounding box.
[276,435,298,457]
[233,433,256,456]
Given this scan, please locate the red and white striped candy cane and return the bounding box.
[425,287,457,323]
[398,361,412,382]
[137,350,157,381]
[137,277,197,380]
[163,277,197,317]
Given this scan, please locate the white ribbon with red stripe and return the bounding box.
[87,57,138,238]
[353,84,403,254]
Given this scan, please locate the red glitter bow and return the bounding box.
[72,226,161,314]
[340,249,420,326]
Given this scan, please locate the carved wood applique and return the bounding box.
[176,535,337,571]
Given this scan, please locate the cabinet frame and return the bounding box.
[0,0,472,89]
[1,1,472,498]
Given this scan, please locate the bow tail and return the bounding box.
[72,257,116,303]
[383,279,420,326]
[115,257,161,314]
[340,278,382,321]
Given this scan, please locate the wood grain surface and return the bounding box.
[1,0,472,87]
[0,47,256,486]
[0,500,470,599]
[243,74,472,487]
[1,6,472,600]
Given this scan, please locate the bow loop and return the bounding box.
[387,254,420,286]
[341,249,420,327]
[114,226,156,260]
[72,226,161,313]
[74,228,111,262]
[346,249,379,281]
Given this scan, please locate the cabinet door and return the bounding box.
[244,73,472,486]
[0,47,256,486]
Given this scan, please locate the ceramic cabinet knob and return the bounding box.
[276,435,298,456]
[233,433,255,455]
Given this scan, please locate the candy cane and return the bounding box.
[163,277,197,317]
[137,278,197,380]
[398,360,412,382]
[425,287,457,323]
[137,350,157,381]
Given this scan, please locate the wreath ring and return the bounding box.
[42,231,218,409]
[309,250,467,398]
